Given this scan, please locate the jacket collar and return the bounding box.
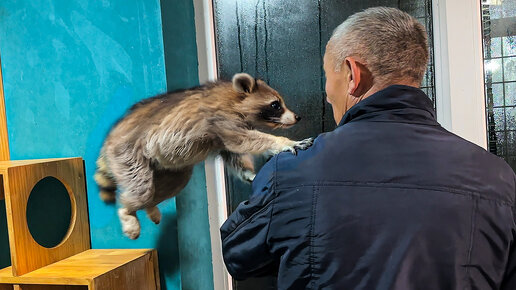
[338,85,438,127]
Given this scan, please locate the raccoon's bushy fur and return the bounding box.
[95,73,312,239]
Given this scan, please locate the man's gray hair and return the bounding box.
[327,7,429,85]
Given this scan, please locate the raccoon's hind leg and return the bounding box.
[145,167,194,225]
[220,151,256,182]
[113,157,156,239]
[145,206,161,224]
[94,154,117,203]
[118,208,140,239]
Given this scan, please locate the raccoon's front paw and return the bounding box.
[294,138,314,150]
[282,138,314,155]
[240,170,256,183]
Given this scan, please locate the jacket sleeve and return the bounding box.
[501,206,516,289]
[501,176,516,290]
[220,156,278,280]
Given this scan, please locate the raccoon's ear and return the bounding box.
[232,73,256,93]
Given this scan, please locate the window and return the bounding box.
[481,0,516,171]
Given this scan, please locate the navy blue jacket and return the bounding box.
[221,85,516,290]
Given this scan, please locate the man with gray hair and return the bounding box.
[221,7,516,289]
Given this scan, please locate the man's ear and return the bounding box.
[232,73,256,93]
[345,57,373,96]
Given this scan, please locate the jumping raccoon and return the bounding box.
[94,73,312,239]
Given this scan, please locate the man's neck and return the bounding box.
[363,80,420,99]
[338,79,420,124]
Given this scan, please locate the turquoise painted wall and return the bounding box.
[0,0,213,289]
[160,1,214,289]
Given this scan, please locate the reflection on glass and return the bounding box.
[505,82,516,105]
[482,0,516,171]
[507,131,516,156]
[503,36,516,56]
[504,57,516,81]
[489,83,505,106]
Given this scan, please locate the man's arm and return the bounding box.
[501,174,516,290]
[501,204,516,290]
[220,156,278,280]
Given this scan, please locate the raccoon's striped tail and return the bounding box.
[94,153,117,203]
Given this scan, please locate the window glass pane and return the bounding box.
[485,37,502,58]
[502,36,516,56]
[482,0,516,171]
[484,59,503,83]
[503,57,516,81]
[506,107,516,130]
[507,131,516,156]
[493,107,506,131]
[505,82,516,105]
[494,131,507,156]
[486,83,504,107]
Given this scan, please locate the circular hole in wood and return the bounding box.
[26,176,72,248]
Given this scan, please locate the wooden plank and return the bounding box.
[0,57,9,161]
[0,284,13,290]
[89,250,159,290]
[3,158,90,275]
[0,249,155,285]
[17,285,85,290]
[151,250,160,290]
[0,159,76,170]
[0,266,87,286]
[0,158,76,201]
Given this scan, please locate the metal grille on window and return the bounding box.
[482,0,516,171]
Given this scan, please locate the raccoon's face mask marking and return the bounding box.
[233,73,301,129]
[260,99,300,129]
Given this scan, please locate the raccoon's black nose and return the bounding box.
[295,115,301,121]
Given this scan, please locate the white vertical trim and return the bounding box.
[204,156,231,290]
[432,0,487,148]
[194,0,217,83]
[193,0,232,289]
[432,0,452,130]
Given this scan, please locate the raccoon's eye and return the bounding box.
[271,101,281,110]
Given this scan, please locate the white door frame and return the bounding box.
[195,0,488,289]
[433,0,487,148]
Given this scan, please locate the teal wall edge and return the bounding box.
[160,0,215,289]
